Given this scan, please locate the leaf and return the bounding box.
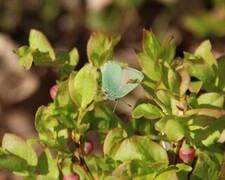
[87,32,120,66]
[189,81,203,94]
[159,35,176,63]
[198,92,224,108]
[187,115,215,128]
[202,115,225,146]
[190,151,221,180]
[132,103,164,119]
[69,64,98,108]
[154,169,178,180]
[32,49,54,66]
[217,56,225,92]
[142,29,160,60]
[36,175,56,180]
[161,62,181,95]
[37,149,59,179]
[53,80,78,128]
[85,105,120,132]
[72,164,90,180]
[184,52,215,83]
[103,128,127,157]
[2,133,37,167]
[138,30,176,84]
[176,163,192,180]
[137,119,155,135]
[111,160,157,179]
[0,154,28,173]
[29,29,55,59]
[194,40,218,68]
[137,51,161,82]
[104,128,168,163]
[156,89,180,115]
[90,155,120,177]
[54,48,79,78]
[178,66,191,96]
[13,46,33,69]
[35,106,69,151]
[155,116,172,133]
[165,118,185,142]
[185,108,225,119]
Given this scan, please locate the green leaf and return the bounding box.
[165,118,185,142]
[32,49,53,66]
[187,94,199,109]
[37,149,59,179]
[29,29,55,59]
[137,52,161,83]
[183,13,225,38]
[138,120,155,136]
[2,133,37,167]
[198,92,224,108]
[0,147,8,155]
[138,30,176,84]
[36,175,56,180]
[176,163,192,180]
[103,128,127,157]
[55,48,79,78]
[155,116,171,133]
[111,160,157,179]
[142,29,160,60]
[0,154,28,173]
[190,151,221,180]
[75,124,90,138]
[194,40,218,68]
[89,155,120,178]
[35,106,69,151]
[88,105,120,131]
[87,32,120,66]
[53,80,78,128]
[185,108,224,119]
[69,64,98,108]
[154,169,178,180]
[137,30,161,82]
[156,89,180,115]
[132,103,164,119]
[104,128,168,163]
[187,115,215,128]
[189,81,203,94]
[13,46,33,69]
[72,164,90,180]
[217,56,225,92]
[159,35,176,63]
[161,62,181,95]
[184,52,215,83]
[202,115,225,146]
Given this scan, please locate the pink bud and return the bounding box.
[81,140,94,155]
[63,174,79,180]
[50,85,58,99]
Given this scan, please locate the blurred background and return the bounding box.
[1,0,225,179]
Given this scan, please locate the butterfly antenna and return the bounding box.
[113,100,119,113]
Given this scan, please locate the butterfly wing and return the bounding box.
[114,67,144,99]
[100,61,123,100]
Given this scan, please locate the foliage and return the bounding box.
[0,29,224,179]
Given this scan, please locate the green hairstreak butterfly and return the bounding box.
[100,61,144,106]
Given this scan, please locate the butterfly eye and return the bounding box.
[102,89,108,95]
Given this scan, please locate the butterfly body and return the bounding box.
[100,61,144,101]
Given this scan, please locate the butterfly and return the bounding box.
[100,60,144,111]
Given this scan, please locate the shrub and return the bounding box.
[0,29,224,179]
